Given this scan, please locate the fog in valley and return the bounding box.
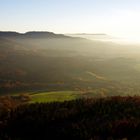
[0,31,140,97]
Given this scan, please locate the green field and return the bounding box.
[30,91,81,103]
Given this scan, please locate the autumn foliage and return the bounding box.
[1,96,140,139]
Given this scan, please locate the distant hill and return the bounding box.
[0,31,71,39]
[0,30,140,96]
[66,33,116,42]
[0,31,20,37]
[68,33,108,36]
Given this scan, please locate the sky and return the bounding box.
[0,0,140,39]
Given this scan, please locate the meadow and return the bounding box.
[30,91,81,103]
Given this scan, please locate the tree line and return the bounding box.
[1,96,140,139]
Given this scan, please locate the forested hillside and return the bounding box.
[0,32,140,96]
[1,96,140,140]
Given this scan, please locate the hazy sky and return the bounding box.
[0,0,140,38]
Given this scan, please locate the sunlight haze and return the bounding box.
[0,0,140,42]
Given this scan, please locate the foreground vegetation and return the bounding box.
[1,96,140,139]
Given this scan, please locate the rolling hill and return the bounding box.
[0,31,140,97]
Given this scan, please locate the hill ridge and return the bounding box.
[0,31,70,39]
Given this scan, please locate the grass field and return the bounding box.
[30,91,81,103]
